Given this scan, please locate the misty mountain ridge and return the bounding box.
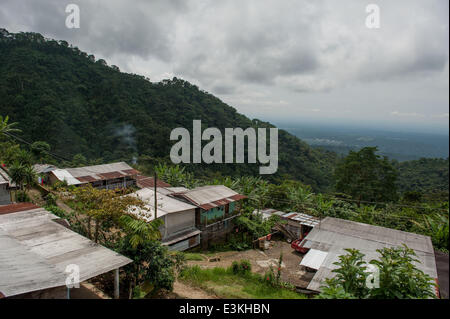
[0,29,337,191]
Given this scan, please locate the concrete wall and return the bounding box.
[0,184,10,205]
[161,209,196,240]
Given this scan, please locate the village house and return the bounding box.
[0,166,15,205]
[298,217,439,296]
[253,208,320,244]
[0,170,10,205]
[253,208,320,240]
[0,203,132,299]
[129,188,201,251]
[47,162,139,189]
[170,185,247,248]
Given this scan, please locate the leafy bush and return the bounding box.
[231,261,240,275]
[231,260,252,275]
[45,205,68,219]
[239,260,252,274]
[16,190,30,202]
[45,193,57,206]
[317,245,437,299]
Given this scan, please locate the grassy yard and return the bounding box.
[183,253,206,261]
[179,265,307,299]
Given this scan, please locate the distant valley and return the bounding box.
[279,122,449,161]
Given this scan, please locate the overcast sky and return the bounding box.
[1,0,448,134]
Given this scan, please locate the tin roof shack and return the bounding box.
[48,162,139,189]
[253,209,320,239]
[300,217,438,295]
[32,164,59,186]
[0,170,10,205]
[281,212,320,239]
[171,185,247,248]
[0,166,16,205]
[252,208,286,221]
[0,204,132,299]
[129,188,200,251]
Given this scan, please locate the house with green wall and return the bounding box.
[171,185,246,247]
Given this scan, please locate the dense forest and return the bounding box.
[0,29,338,192]
[395,158,449,199]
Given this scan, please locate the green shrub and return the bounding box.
[263,266,276,286]
[231,261,240,275]
[16,191,30,202]
[239,260,252,274]
[45,193,57,206]
[45,205,68,219]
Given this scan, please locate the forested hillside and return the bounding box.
[396,158,449,197]
[1,29,448,196]
[0,29,337,191]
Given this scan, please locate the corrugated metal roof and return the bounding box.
[51,162,139,185]
[300,249,328,270]
[0,166,13,186]
[128,188,196,222]
[51,169,84,185]
[162,229,201,246]
[32,164,58,174]
[0,173,7,185]
[165,187,190,193]
[174,185,246,210]
[282,212,320,227]
[0,205,132,297]
[65,162,136,178]
[136,175,171,188]
[303,217,438,292]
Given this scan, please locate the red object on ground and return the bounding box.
[266,234,272,241]
[291,238,310,254]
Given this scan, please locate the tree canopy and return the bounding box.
[334,147,399,203]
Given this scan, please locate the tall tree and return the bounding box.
[334,147,398,204]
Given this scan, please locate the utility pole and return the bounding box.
[154,170,157,219]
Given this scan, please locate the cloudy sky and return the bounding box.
[1,0,448,133]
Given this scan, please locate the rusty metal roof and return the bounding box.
[173,185,246,210]
[51,162,139,185]
[136,175,171,188]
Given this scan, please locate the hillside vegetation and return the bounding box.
[0,29,448,197]
[0,29,337,191]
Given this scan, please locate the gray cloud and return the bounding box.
[0,0,448,132]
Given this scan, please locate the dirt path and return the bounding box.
[173,280,218,299]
